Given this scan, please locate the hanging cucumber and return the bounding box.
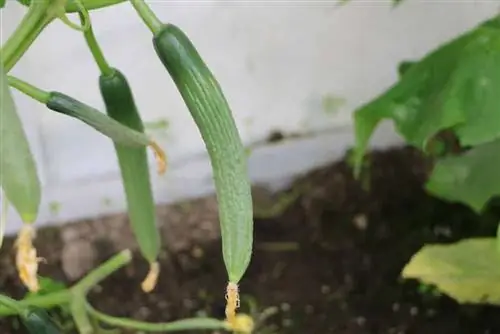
[77,14,164,292]
[98,68,162,292]
[152,23,254,322]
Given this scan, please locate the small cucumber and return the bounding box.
[46,92,165,174]
[46,92,151,148]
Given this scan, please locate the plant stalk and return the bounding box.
[0,295,24,315]
[71,295,94,334]
[73,249,132,294]
[0,250,132,316]
[78,12,113,76]
[0,291,70,317]
[86,302,229,332]
[0,191,8,250]
[1,0,52,72]
[129,0,164,35]
[7,76,51,103]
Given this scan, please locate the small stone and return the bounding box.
[426,308,437,318]
[353,214,368,230]
[191,246,204,258]
[321,285,331,294]
[305,305,314,314]
[355,316,366,326]
[136,306,151,319]
[281,303,291,312]
[61,240,97,280]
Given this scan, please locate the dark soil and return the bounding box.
[2,146,500,334]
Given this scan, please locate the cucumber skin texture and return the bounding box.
[98,69,160,264]
[21,307,61,334]
[153,24,253,283]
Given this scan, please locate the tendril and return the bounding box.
[56,0,90,32]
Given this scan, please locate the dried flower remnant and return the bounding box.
[15,224,43,292]
[150,141,167,175]
[225,282,241,325]
[141,261,160,293]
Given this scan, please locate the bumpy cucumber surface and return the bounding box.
[153,24,253,283]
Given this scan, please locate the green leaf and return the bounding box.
[0,61,41,222]
[0,0,6,8]
[402,238,500,305]
[352,15,500,175]
[397,60,416,78]
[24,277,66,299]
[20,307,62,334]
[425,139,500,212]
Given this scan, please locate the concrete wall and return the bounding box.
[1,0,497,234]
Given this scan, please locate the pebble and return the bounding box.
[392,303,400,312]
[305,305,314,314]
[281,302,291,312]
[353,214,368,230]
[355,316,366,326]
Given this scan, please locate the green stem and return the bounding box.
[129,0,164,35]
[0,291,70,316]
[69,0,126,11]
[0,250,131,317]
[78,12,113,76]
[7,76,51,103]
[17,0,127,13]
[0,295,24,315]
[1,0,52,72]
[86,302,229,332]
[0,191,8,250]
[70,295,94,334]
[73,249,132,294]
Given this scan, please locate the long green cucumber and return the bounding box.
[152,24,253,284]
[98,68,161,292]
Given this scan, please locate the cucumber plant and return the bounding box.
[352,14,500,306]
[0,0,255,332]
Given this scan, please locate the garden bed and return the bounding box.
[1,146,500,334]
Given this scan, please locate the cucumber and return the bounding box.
[98,68,161,292]
[153,24,254,285]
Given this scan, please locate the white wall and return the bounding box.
[1,0,497,235]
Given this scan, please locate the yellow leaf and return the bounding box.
[402,238,500,305]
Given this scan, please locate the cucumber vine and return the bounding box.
[1,0,255,332]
